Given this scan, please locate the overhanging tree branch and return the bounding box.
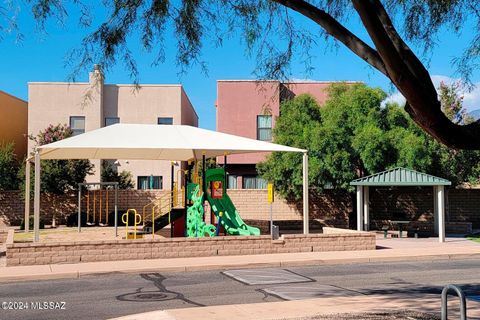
[271,0,388,77]
[352,0,480,149]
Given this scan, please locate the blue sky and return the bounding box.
[1,4,479,130]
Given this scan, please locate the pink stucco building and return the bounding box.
[28,65,198,189]
[216,80,355,189]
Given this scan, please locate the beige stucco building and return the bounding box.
[0,90,28,159]
[28,66,198,189]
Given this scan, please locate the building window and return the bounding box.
[138,176,163,190]
[242,175,267,189]
[105,117,120,126]
[70,116,85,136]
[257,115,272,141]
[158,117,173,125]
[228,175,238,189]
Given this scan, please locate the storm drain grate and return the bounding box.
[223,268,313,285]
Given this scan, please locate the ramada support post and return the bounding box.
[363,186,370,231]
[34,152,41,242]
[356,185,364,231]
[303,152,309,234]
[437,185,446,243]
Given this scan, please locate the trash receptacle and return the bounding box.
[272,225,280,240]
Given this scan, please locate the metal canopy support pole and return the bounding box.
[171,162,174,238]
[78,186,82,232]
[363,186,370,231]
[114,183,118,237]
[302,152,309,234]
[33,152,41,242]
[437,185,446,243]
[356,185,364,231]
[224,153,228,190]
[433,186,439,235]
[202,153,206,222]
[184,166,189,237]
[202,154,206,195]
[24,160,31,233]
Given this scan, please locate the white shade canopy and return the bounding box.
[37,124,306,160]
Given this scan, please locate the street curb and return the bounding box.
[1,252,480,283]
[0,271,79,283]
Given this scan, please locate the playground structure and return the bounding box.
[123,154,260,240]
[77,182,119,235]
[27,124,308,242]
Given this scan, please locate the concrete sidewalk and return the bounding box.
[110,293,480,320]
[0,237,479,282]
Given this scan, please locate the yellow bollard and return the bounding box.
[134,212,142,240]
[122,209,141,239]
[122,211,129,240]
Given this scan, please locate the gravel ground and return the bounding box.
[288,311,439,320]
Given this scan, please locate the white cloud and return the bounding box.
[382,75,480,111]
[382,91,406,107]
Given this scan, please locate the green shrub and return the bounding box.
[0,142,20,190]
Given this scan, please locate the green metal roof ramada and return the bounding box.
[350,167,451,186]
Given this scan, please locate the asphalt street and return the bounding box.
[1,259,480,320]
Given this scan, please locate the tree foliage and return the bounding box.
[101,161,134,189]
[430,82,480,185]
[28,124,93,194]
[0,142,20,190]
[258,83,480,199]
[2,0,479,148]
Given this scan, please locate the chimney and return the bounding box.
[89,64,104,85]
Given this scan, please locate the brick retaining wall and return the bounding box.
[448,189,480,228]
[0,189,351,228]
[369,187,480,229]
[6,232,376,266]
[3,187,480,229]
[0,190,169,226]
[228,189,351,227]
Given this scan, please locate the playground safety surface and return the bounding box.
[12,226,169,243]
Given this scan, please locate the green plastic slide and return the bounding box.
[206,193,260,236]
[205,168,260,236]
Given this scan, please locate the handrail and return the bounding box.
[151,200,163,239]
[122,209,142,240]
[143,192,171,223]
[441,284,467,320]
[142,197,161,227]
